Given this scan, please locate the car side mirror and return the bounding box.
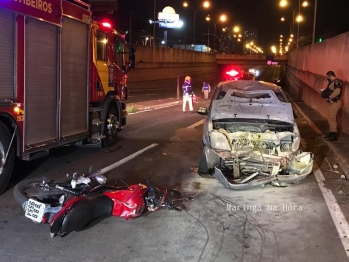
[198,107,208,115]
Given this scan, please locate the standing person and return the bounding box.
[182,76,193,112]
[321,71,343,141]
[202,81,211,100]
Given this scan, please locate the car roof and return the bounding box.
[218,80,283,93]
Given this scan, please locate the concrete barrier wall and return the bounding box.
[127,45,217,92]
[287,32,349,134]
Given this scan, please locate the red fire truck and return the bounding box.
[0,0,135,193]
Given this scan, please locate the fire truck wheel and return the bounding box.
[0,121,14,194]
[103,104,119,148]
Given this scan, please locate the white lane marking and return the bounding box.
[286,92,349,178]
[292,95,349,256]
[128,102,180,115]
[313,165,349,256]
[100,143,158,174]
[187,119,204,129]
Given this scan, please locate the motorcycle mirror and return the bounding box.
[72,172,78,181]
[169,189,181,196]
[88,166,93,174]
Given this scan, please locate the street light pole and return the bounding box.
[153,0,156,46]
[193,8,197,45]
[312,0,317,43]
[280,0,307,48]
[297,0,300,48]
[184,2,210,46]
[214,23,217,51]
[292,9,295,36]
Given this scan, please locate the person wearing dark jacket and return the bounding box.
[321,71,343,141]
[182,76,193,112]
[202,81,211,100]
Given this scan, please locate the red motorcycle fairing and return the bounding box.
[50,195,113,235]
[103,184,148,220]
[50,196,85,233]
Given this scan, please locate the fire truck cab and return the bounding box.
[0,0,135,194]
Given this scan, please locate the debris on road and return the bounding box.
[327,169,341,174]
[326,158,334,171]
[191,167,198,173]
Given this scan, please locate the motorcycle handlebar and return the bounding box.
[55,185,78,195]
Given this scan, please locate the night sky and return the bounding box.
[106,0,349,50]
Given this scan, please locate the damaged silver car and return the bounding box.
[197,80,313,189]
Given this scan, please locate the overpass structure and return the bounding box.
[216,54,288,66]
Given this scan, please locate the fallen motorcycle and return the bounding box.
[13,170,186,237]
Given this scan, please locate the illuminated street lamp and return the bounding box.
[232,26,241,53]
[206,14,227,51]
[280,17,292,35]
[271,45,277,54]
[279,0,308,48]
[245,43,251,54]
[183,1,210,45]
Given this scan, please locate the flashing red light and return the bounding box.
[226,69,239,77]
[102,22,112,28]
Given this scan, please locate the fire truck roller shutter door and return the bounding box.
[25,18,58,146]
[0,9,15,100]
[61,17,89,138]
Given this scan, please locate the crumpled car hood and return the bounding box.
[211,89,294,124]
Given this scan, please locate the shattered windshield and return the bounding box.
[216,89,286,102]
[231,92,271,99]
[213,85,288,103]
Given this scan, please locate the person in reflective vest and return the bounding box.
[202,81,211,100]
[182,76,193,112]
[321,71,343,141]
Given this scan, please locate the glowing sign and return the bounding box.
[158,6,179,22]
[158,6,182,28]
[267,60,278,65]
[0,0,61,25]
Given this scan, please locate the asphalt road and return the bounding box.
[0,66,348,262]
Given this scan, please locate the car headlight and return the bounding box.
[210,131,231,151]
[292,124,301,151]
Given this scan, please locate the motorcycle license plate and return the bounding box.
[25,199,45,223]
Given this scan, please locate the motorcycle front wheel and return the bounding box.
[13,178,67,208]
